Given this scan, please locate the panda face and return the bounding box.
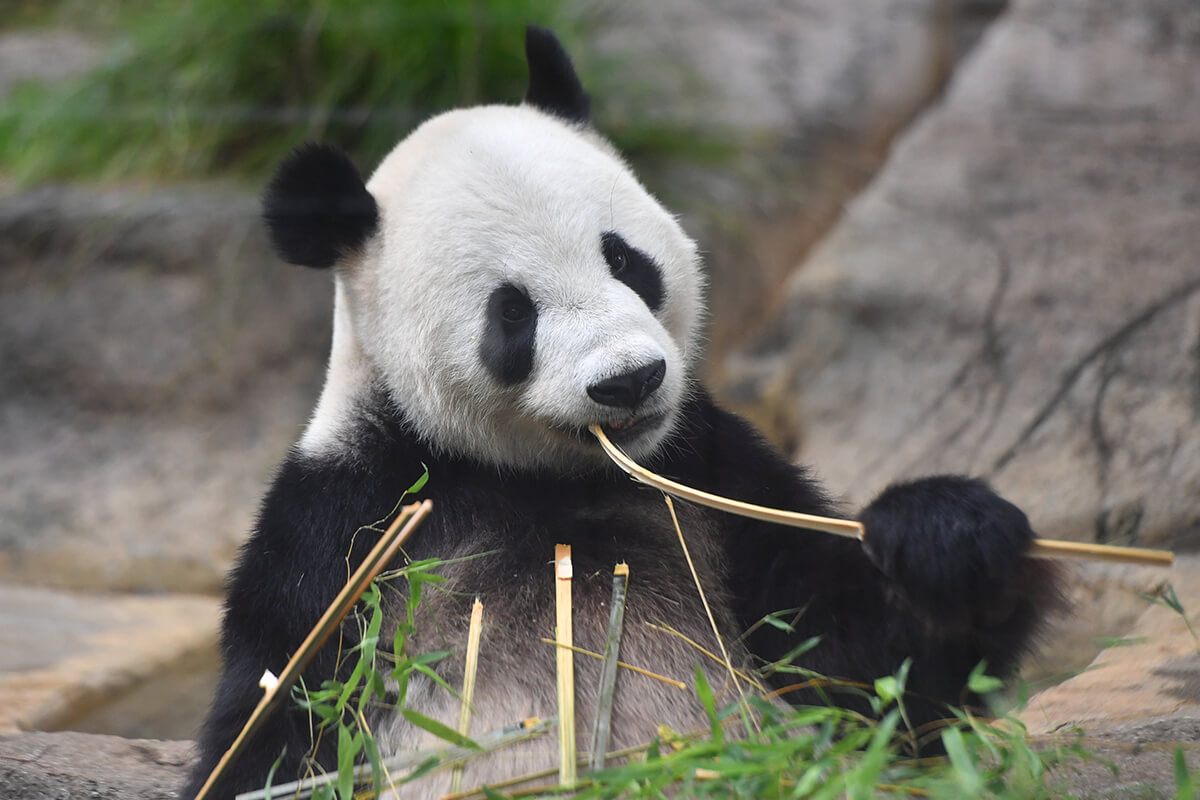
[332,106,703,471]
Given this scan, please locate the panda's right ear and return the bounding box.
[262,143,378,269]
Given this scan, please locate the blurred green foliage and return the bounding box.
[0,0,578,181]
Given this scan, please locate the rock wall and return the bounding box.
[729,0,1200,553]
[0,185,331,593]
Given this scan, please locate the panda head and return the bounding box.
[264,27,704,473]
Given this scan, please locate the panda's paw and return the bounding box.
[859,475,1039,629]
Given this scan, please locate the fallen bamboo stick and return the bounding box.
[195,498,434,800]
[590,426,1173,568]
[554,544,576,787]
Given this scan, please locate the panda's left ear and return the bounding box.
[524,25,590,124]
[262,143,378,269]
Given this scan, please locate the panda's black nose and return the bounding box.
[587,359,666,408]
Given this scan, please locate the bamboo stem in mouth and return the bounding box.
[589,425,1173,568]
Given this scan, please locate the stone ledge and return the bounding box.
[0,731,193,800]
[1022,555,1200,736]
[0,584,219,736]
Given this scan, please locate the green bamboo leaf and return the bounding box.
[360,725,384,799]
[414,650,451,666]
[407,466,429,495]
[874,676,900,707]
[262,747,285,800]
[1175,745,1195,800]
[693,667,722,745]
[967,661,1004,695]
[400,708,481,749]
[413,662,459,698]
[336,726,361,800]
[763,616,793,631]
[334,658,365,718]
[942,726,985,796]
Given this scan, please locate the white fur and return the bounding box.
[300,104,705,471]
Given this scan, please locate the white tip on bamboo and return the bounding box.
[589,426,1173,568]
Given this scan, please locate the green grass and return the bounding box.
[0,0,575,182]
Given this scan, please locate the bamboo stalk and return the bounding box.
[1021,538,1174,566]
[664,495,750,723]
[450,597,484,794]
[195,499,433,800]
[539,639,686,690]
[643,623,763,690]
[554,544,576,786]
[589,562,628,771]
[590,426,1174,568]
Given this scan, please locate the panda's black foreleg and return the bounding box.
[669,391,1063,732]
[856,475,1065,704]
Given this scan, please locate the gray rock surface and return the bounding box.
[1022,555,1200,736]
[728,0,1200,551]
[0,584,219,736]
[0,30,100,99]
[0,185,330,592]
[0,731,192,800]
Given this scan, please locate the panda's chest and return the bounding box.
[372,485,743,787]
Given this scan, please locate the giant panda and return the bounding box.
[185,26,1061,799]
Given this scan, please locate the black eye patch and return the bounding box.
[480,284,537,385]
[601,231,665,312]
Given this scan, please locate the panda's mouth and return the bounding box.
[598,411,666,443]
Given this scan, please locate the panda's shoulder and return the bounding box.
[253,415,430,549]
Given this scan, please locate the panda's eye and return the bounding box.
[609,244,628,274]
[489,284,535,330]
[502,299,531,323]
[482,284,537,385]
[600,231,665,312]
[602,232,629,274]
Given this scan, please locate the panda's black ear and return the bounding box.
[524,25,590,124]
[262,143,378,269]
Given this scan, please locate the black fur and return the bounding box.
[524,25,590,123]
[262,143,378,269]
[480,283,538,384]
[602,231,665,312]
[184,388,1061,797]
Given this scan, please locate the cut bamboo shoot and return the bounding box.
[554,544,576,786]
